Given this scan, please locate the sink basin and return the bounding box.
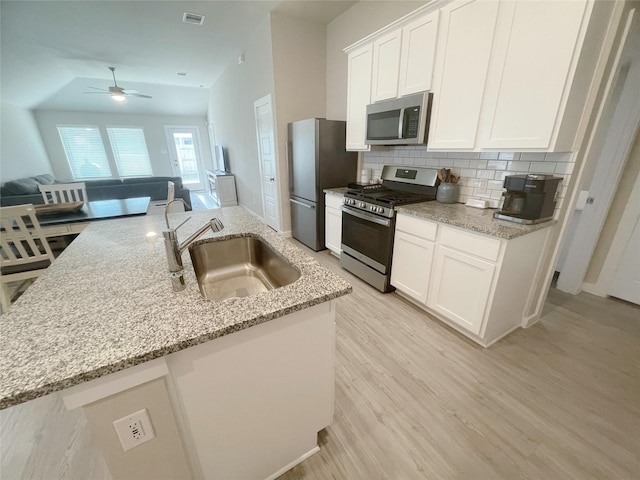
[189,235,300,301]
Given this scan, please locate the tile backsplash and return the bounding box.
[363,146,574,210]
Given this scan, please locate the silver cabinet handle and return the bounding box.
[289,198,315,209]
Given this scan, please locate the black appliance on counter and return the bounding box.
[340,165,439,293]
[493,174,562,224]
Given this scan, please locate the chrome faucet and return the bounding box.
[162,200,224,291]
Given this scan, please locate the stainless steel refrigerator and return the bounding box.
[288,118,357,251]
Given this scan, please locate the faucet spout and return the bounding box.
[162,204,225,291]
[177,218,224,255]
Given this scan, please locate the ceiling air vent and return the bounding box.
[183,12,205,25]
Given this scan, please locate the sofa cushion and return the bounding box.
[1,177,40,195]
[84,179,124,188]
[122,176,183,189]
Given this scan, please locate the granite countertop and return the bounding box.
[397,202,556,239]
[0,206,351,409]
[323,187,348,197]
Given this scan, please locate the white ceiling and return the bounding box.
[0,1,356,116]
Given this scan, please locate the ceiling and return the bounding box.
[0,1,356,116]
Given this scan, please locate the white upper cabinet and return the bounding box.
[398,11,439,96]
[371,30,402,102]
[480,0,591,150]
[428,0,501,149]
[346,44,373,151]
[345,0,607,152]
[370,11,440,102]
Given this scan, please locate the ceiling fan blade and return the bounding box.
[86,86,109,92]
[122,89,138,94]
[83,91,111,94]
[128,93,152,99]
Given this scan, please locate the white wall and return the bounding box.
[0,102,52,182]
[270,12,327,233]
[34,110,212,182]
[208,16,275,219]
[326,1,426,120]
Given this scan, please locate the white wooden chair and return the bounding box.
[0,204,55,311]
[39,182,88,204]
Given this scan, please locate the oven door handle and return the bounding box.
[341,205,392,227]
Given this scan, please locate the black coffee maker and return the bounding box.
[493,174,562,224]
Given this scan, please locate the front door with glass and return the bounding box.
[164,126,206,191]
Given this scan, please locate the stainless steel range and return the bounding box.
[340,165,439,292]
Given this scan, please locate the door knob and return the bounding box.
[269,177,275,182]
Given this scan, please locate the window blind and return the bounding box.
[107,127,153,177]
[57,126,110,179]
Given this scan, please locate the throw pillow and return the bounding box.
[34,174,56,185]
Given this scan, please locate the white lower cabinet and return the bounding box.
[391,212,549,346]
[427,246,495,335]
[325,194,343,256]
[391,231,434,303]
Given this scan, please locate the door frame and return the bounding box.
[253,94,282,231]
[556,8,640,295]
[164,125,207,191]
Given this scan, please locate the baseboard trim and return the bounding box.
[264,446,320,480]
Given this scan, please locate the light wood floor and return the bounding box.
[1,245,638,480]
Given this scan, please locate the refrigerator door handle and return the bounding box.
[289,198,315,209]
[286,141,293,193]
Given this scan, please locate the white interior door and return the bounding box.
[609,215,640,304]
[165,126,206,191]
[254,95,280,231]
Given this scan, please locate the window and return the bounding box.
[107,127,152,177]
[57,126,110,179]
[57,125,153,179]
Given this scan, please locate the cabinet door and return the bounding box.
[346,45,373,151]
[398,11,439,96]
[371,30,402,102]
[218,175,238,207]
[325,206,342,255]
[427,246,495,334]
[391,231,434,303]
[481,0,588,149]
[429,0,500,149]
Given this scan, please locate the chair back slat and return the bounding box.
[0,204,55,268]
[39,182,88,205]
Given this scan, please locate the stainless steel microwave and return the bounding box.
[365,91,433,146]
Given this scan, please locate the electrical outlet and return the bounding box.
[476,179,488,194]
[113,408,155,451]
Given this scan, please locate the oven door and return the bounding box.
[340,205,394,274]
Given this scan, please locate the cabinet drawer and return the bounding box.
[439,225,501,262]
[325,194,344,210]
[396,214,437,241]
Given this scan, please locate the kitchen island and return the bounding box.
[0,206,351,479]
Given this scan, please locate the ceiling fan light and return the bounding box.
[111,93,126,102]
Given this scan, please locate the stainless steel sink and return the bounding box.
[189,235,300,301]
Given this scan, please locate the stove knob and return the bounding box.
[376,207,384,214]
[370,205,376,212]
[359,202,366,208]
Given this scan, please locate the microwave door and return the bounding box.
[367,109,402,141]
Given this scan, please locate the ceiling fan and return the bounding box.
[84,67,152,102]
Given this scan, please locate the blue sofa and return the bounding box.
[0,174,192,210]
